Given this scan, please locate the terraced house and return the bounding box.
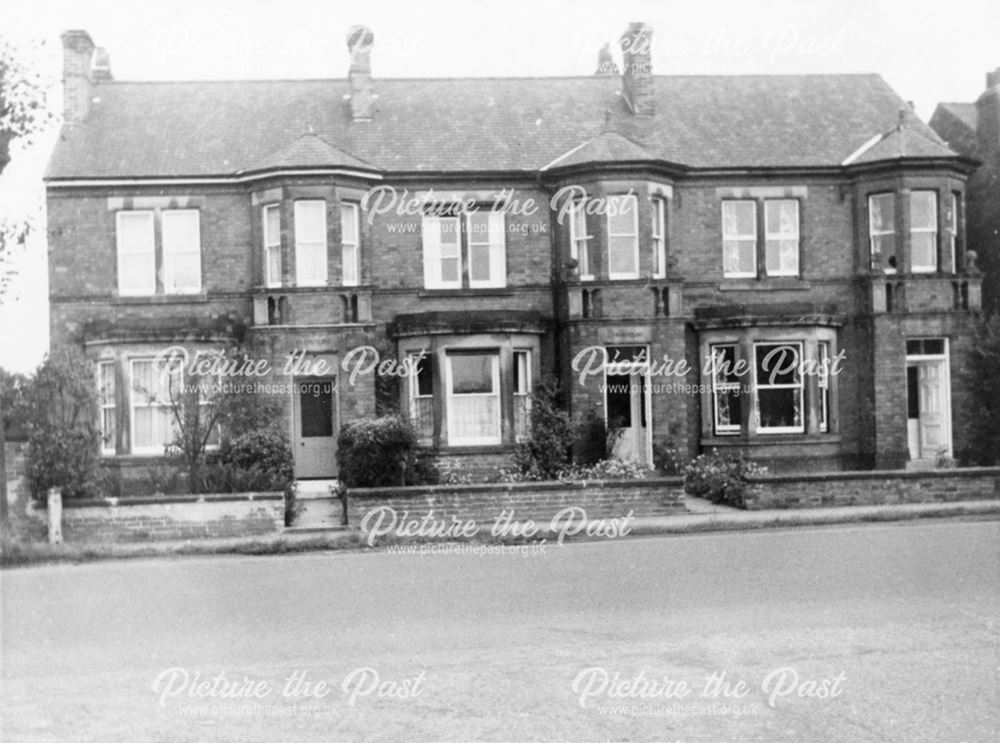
[45,24,985,484]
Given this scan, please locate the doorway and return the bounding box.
[292,376,338,479]
[905,339,951,463]
[605,345,652,466]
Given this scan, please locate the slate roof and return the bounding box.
[847,124,959,165]
[935,102,978,132]
[46,73,961,179]
[241,132,377,174]
[543,131,655,170]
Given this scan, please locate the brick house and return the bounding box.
[929,68,1000,313]
[45,24,984,486]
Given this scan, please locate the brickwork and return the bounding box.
[744,467,1000,510]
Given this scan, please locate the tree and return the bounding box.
[965,313,1000,465]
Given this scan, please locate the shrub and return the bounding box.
[558,458,651,482]
[653,438,685,475]
[683,450,766,509]
[218,428,293,491]
[965,313,1000,465]
[337,415,418,488]
[511,379,574,480]
[575,407,622,466]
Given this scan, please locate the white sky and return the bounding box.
[1,0,998,372]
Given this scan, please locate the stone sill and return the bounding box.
[701,434,841,447]
[717,279,812,291]
[252,285,374,294]
[112,293,209,304]
[416,289,516,298]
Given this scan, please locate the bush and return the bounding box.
[653,438,685,475]
[26,428,101,499]
[683,450,766,509]
[218,428,293,491]
[557,458,651,482]
[337,415,418,488]
[511,379,574,480]
[575,408,621,466]
[966,313,1000,465]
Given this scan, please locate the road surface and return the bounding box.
[2,520,999,741]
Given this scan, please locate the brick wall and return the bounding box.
[345,478,685,527]
[10,494,284,543]
[744,467,1000,510]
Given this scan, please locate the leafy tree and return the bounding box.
[965,314,1000,465]
[0,35,51,174]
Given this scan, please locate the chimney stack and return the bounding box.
[595,43,618,76]
[91,47,113,83]
[347,25,375,121]
[977,66,1000,153]
[61,30,97,125]
[619,22,654,116]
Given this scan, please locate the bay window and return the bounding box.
[263,204,281,287]
[946,192,959,273]
[294,200,328,286]
[340,202,360,286]
[569,200,593,279]
[868,193,896,272]
[722,200,756,278]
[753,342,804,434]
[652,196,667,278]
[909,191,937,273]
[606,194,639,279]
[764,199,799,276]
[445,352,501,445]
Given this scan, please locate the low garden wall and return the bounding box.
[345,478,687,527]
[743,467,1000,510]
[10,493,284,543]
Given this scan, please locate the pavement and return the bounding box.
[2,519,998,742]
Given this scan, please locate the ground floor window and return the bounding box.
[513,349,531,442]
[130,359,182,454]
[446,352,501,445]
[700,329,837,438]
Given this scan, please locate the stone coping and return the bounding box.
[348,477,684,498]
[747,467,1000,483]
[37,492,285,509]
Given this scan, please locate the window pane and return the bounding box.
[608,235,638,275]
[910,192,936,229]
[758,388,801,429]
[450,354,495,394]
[870,194,894,232]
[440,218,459,249]
[299,381,334,438]
[716,390,742,430]
[117,212,155,293]
[766,239,799,275]
[607,196,636,234]
[765,200,797,235]
[606,373,633,428]
[118,212,154,252]
[756,344,800,386]
[340,204,358,244]
[469,243,491,282]
[441,257,460,284]
[165,254,200,292]
[264,205,280,245]
[295,201,327,242]
[911,233,936,271]
[266,245,282,284]
[414,355,433,397]
[724,239,755,274]
[449,396,500,441]
[163,211,199,253]
[513,351,530,395]
[342,244,358,285]
[298,244,326,284]
[723,201,755,236]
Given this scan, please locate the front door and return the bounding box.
[293,376,338,479]
[905,358,950,461]
[605,346,651,466]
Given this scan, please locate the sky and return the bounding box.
[1,0,997,373]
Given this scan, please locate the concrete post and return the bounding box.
[47,487,63,544]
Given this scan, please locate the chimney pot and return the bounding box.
[92,47,112,82]
[619,22,654,116]
[595,43,618,76]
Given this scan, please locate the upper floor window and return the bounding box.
[722,200,756,278]
[116,211,156,295]
[764,200,799,277]
[569,200,593,279]
[946,192,960,273]
[606,194,639,279]
[294,200,328,287]
[340,203,360,287]
[263,204,281,288]
[162,210,201,293]
[116,209,201,296]
[651,197,667,278]
[421,210,506,289]
[910,191,937,273]
[868,193,896,273]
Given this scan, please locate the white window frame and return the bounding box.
[709,344,741,436]
[294,200,328,287]
[569,200,593,280]
[868,193,896,273]
[129,358,181,456]
[753,341,805,435]
[606,194,640,280]
[445,352,501,446]
[408,351,434,442]
[818,341,830,433]
[116,210,156,296]
[513,349,532,443]
[263,204,282,288]
[722,200,757,279]
[946,192,959,274]
[97,361,116,455]
[340,202,360,287]
[764,199,799,277]
[652,196,667,279]
[162,209,202,294]
[422,214,462,290]
[910,191,938,274]
[465,210,507,289]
